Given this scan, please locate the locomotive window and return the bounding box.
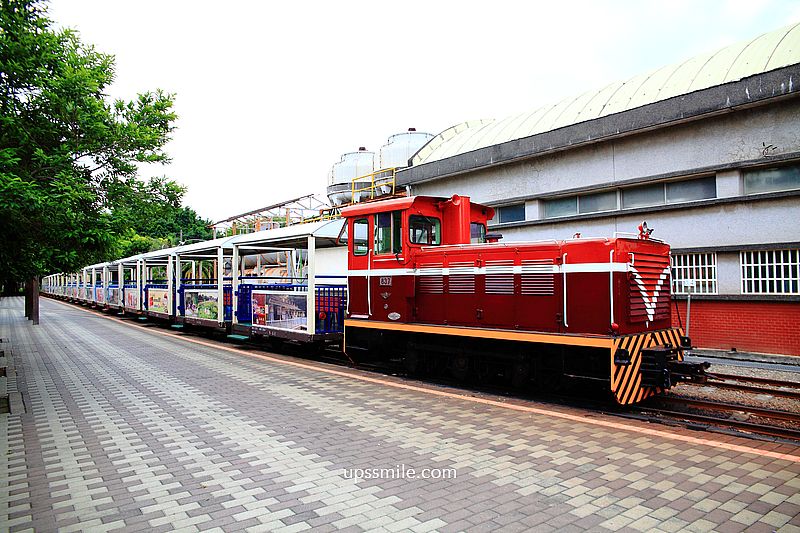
[374,211,402,255]
[470,222,486,243]
[337,222,348,245]
[353,218,369,255]
[409,215,441,245]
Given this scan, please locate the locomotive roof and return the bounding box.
[340,195,490,217]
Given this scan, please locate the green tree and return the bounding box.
[106,176,213,255]
[0,0,178,320]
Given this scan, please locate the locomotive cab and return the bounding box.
[341,195,493,322]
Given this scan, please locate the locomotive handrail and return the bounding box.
[562,253,568,328]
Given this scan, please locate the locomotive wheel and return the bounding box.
[450,354,469,381]
[510,359,531,390]
[403,349,421,375]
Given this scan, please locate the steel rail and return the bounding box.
[707,372,800,389]
[656,396,800,423]
[688,372,800,401]
[628,407,800,441]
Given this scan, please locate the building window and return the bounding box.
[743,164,800,195]
[666,176,716,203]
[543,191,617,219]
[579,190,617,213]
[622,177,716,209]
[622,183,665,209]
[741,249,800,295]
[543,197,576,218]
[496,203,525,223]
[671,253,717,294]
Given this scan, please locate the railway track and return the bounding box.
[699,371,800,400]
[634,395,800,441]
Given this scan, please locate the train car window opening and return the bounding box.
[470,222,486,243]
[353,218,369,255]
[374,211,402,255]
[409,215,441,245]
[337,223,348,245]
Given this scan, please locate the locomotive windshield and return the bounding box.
[409,215,441,245]
[375,211,402,254]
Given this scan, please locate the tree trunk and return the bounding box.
[24,280,32,318]
[31,277,39,325]
[24,277,40,324]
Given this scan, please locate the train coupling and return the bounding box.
[640,344,710,389]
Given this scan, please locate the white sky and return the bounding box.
[48,0,800,221]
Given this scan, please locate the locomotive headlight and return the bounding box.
[611,322,620,334]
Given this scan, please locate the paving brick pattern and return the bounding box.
[2,296,800,532]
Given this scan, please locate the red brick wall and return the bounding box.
[671,299,800,356]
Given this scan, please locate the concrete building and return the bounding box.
[397,23,800,356]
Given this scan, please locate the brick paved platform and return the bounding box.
[1,296,800,532]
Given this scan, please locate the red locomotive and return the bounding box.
[341,194,706,405]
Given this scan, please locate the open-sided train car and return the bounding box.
[172,236,239,330]
[340,195,706,405]
[230,219,347,344]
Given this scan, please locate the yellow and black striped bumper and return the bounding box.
[611,328,685,405]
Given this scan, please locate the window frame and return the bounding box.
[671,252,718,295]
[470,222,487,244]
[352,218,370,256]
[740,249,800,295]
[374,211,402,255]
[743,164,800,196]
[496,203,526,224]
[408,214,442,246]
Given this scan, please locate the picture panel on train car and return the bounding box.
[251,291,307,331]
[148,289,170,315]
[184,290,219,320]
[125,289,139,309]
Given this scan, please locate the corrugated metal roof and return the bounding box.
[413,23,800,166]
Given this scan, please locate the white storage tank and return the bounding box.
[379,128,434,169]
[328,147,375,206]
[330,147,375,185]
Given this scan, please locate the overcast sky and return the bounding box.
[48,0,800,221]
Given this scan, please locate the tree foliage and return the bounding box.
[0,0,210,284]
[107,177,213,257]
